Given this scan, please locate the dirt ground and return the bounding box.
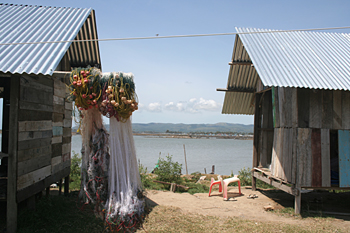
[145,186,350,229]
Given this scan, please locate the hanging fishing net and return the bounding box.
[68,68,145,231]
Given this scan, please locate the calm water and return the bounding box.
[71,134,253,175]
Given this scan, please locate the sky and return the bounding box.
[4,0,350,125]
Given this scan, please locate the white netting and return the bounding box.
[105,117,144,226]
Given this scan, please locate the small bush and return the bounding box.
[154,155,182,184]
[69,151,82,190]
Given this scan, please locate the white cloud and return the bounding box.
[147,102,162,112]
[163,98,221,113]
[165,102,184,111]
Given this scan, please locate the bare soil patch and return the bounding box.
[145,186,350,230]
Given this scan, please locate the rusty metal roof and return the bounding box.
[0,4,101,75]
[221,28,350,115]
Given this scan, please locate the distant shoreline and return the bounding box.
[72,131,252,140]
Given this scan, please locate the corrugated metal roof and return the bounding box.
[221,28,350,115]
[237,27,350,90]
[0,4,101,75]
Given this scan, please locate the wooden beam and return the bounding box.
[253,172,299,196]
[7,75,20,233]
[216,88,255,93]
[228,61,253,66]
[252,93,262,191]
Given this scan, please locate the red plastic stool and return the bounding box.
[208,175,223,197]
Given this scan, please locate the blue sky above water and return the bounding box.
[3,0,350,125]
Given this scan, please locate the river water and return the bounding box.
[71,134,253,176]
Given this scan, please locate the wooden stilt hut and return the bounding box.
[0,4,101,232]
[218,28,350,214]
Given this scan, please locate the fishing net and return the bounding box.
[69,68,144,231]
[105,117,144,230]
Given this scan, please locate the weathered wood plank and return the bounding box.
[16,166,70,203]
[65,110,72,119]
[52,136,63,144]
[18,154,51,177]
[53,121,63,127]
[338,130,350,187]
[18,109,52,121]
[63,127,72,137]
[291,88,298,128]
[333,90,342,129]
[52,126,63,136]
[253,172,299,196]
[62,143,71,155]
[52,143,63,158]
[53,104,65,114]
[62,136,71,144]
[284,87,293,128]
[53,95,64,105]
[52,160,70,174]
[298,89,310,128]
[342,91,350,129]
[297,128,312,187]
[51,156,61,167]
[278,128,285,180]
[18,120,52,132]
[272,87,280,128]
[18,145,51,162]
[64,118,72,127]
[278,87,285,127]
[291,128,298,184]
[18,138,51,151]
[309,90,322,128]
[65,101,73,110]
[62,153,71,162]
[283,128,293,182]
[19,100,53,112]
[54,79,67,98]
[20,86,53,106]
[17,165,51,190]
[311,129,322,187]
[271,128,277,176]
[18,130,52,141]
[52,113,64,123]
[20,74,53,91]
[321,129,331,187]
[322,90,333,129]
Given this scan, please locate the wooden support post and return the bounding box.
[64,175,69,195]
[7,75,20,233]
[58,179,62,195]
[294,185,301,214]
[252,93,262,191]
[170,183,176,192]
[211,165,215,174]
[204,168,206,174]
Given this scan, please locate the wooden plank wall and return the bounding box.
[17,74,53,191]
[270,88,349,187]
[16,74,72,197]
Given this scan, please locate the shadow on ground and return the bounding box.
[259,188,350,220]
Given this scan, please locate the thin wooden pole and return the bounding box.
[183,144,188,175]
